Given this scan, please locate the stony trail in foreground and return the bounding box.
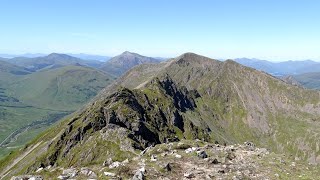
[11,140,320,180]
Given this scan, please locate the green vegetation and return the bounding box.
[0,64,115,159]
[294,72,320,89]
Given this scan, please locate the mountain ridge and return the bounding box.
[3,53,103,71]
[2,53,320,178]
[234,57,320,76]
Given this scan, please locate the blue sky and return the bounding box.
[0,0,319,61]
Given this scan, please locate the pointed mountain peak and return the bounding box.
[122,51,133,55]
[171,52,220,67]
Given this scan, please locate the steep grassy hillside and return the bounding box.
[0,65,115,160]
[8,65,114,110]
[2,53,320,178]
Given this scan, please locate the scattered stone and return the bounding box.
[226,151,236,160]
[185,148,193,153]
[36,167,43,173]
[104,172,116,177]
[132,169,145,180]
[103,158,113,166]
[210,158,220,164]
[218,169,225,174]
[10,141,315,179]
[161,152,168,157]
[140,146,152,156]
[57,175,69,180]
[184,171,195,178]
[80,167,96,178]
[62,168,78,178]
[11,176,43,180]
[151,154,157,162]
[244,142,255,151]
[139,166,146,173]
[122,158,129,164]
[197,150,208,159]
[162,163,172,172]
[109,161,121,169]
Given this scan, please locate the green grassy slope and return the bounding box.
[0,64,115,159]
[8,65,115,110]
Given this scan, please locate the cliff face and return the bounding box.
[2,53,320,178]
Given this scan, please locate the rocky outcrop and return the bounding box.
[13,141,320,179]
[30,75,206,168]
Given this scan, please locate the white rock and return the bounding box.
[62,168,78,177]
[104,172,116,177]
[109,161,121,169]
[80,167,96,178]
[175,154,182,158]
[57,175,69,180]
[139,166,146,173]
[185,148,193,153]
[151,155,157,162]
[29,177,42,180]
[132,170,144,180]
[122,158,129,164]
[36,167,43,173]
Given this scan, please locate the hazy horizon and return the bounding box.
[0,52,319,63]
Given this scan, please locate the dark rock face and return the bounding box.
[159,75,198,112]
[36,75,207,167]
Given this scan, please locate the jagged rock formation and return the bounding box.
[2,53,320,179]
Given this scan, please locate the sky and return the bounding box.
[0,0,319,61]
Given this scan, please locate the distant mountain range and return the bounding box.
[0,53,110,61]
[100,51,162,76]
[0,53,48,58]
[67,53,111,62]
[2,53,104,71]
[0,53,165,63]
[293,72,320,89]
[234,58,320,76]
